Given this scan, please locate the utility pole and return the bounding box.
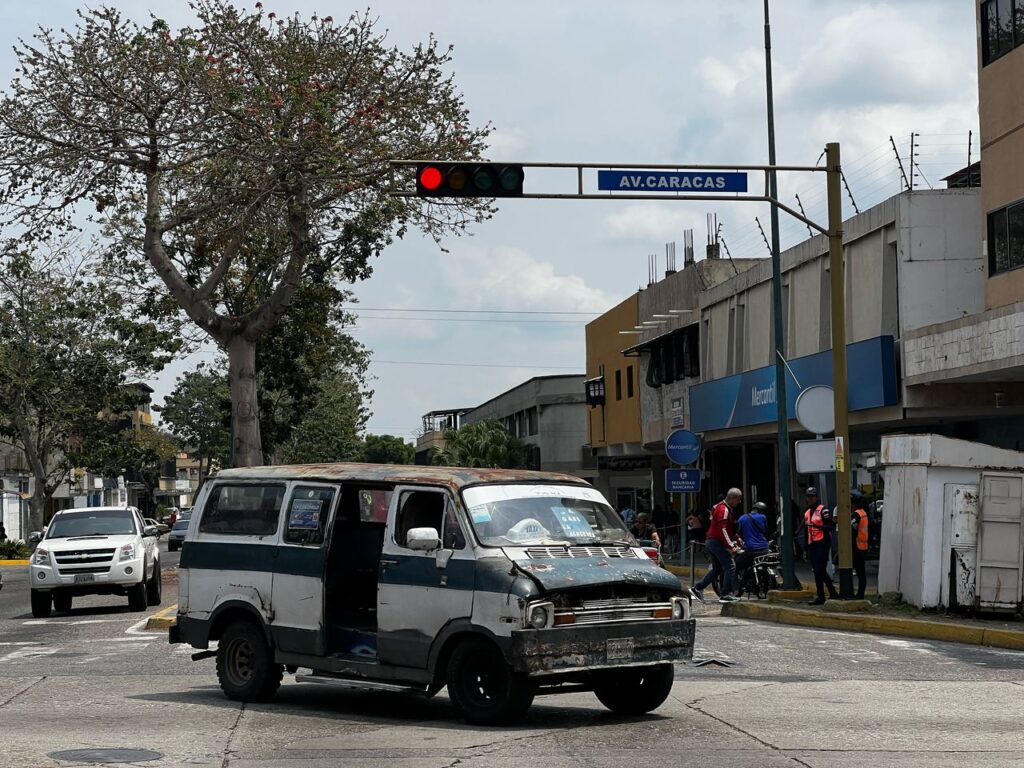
[764,0,798,589]
[826,142,854,599]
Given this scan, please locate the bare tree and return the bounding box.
[0,2,491,465]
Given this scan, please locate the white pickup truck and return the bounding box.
[29,506,162,617]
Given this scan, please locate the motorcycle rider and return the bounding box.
[734,501,771,593]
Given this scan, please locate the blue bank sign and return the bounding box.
[665,468,702,493]
[665,429,702,465]
[597,170,748,193]
[688,336,898,433]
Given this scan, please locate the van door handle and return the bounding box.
[380,559,399,566]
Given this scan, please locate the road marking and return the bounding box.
[22,618,129,626]
[0,646,59,662]
[0,642,41,646]
[86,637,155,643]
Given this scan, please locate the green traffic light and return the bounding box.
[499,166,524,192]
[472,167,495,192]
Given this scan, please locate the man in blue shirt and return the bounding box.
[734,502,771,583]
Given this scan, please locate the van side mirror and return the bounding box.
[407,527,441,551]
[28,532,41,544]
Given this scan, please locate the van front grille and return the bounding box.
[525,546,636,559]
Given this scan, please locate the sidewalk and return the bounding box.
[683,555,1024,651]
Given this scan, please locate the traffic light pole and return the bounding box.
[392,154,852,595]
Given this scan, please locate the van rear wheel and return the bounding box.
[446,637,535,725]
[593,663,675,715]
[216,620,283,702]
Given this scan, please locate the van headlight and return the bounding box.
[671,596,688,620]
[525,601,553,629]
[33,547,49,566]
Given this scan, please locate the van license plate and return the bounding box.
[606,638,634,660]
[74,574,95,583]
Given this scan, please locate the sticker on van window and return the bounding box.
[553,507,597,540]
[469,506,491,524]
[288,499,323,529]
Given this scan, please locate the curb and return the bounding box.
[0,560,29,566]
[720,600,1024,650]
[665,564,708,581]
[145,604,178,630]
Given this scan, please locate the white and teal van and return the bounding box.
[170,464,694,724]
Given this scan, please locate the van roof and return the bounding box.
[213,462,591,493]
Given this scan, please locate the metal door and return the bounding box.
[942,484,978,609]
[976,473,1024,610]
[377,486,474,668]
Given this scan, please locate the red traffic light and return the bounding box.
[419,165,443,191]
[415,162,524,198]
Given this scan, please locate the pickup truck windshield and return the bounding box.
[46,510,137,538]
[463,484,633,547]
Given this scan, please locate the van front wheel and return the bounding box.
[446,637,535,725]
[593,663,675,715]
[216,620,283,702]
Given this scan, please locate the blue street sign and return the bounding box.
[666,468,702,494]
[597,170,748,193]
[665,429,702,465]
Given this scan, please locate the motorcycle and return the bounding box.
[734,546,782,599]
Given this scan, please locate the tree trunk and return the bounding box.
[29,476,46,534]
[227,333,263,467]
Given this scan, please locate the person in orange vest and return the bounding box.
[803,487,838,605]
[851,490,869,599]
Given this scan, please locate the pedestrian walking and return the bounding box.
[0,519,6,542]
[803,487,838,605]
[690,488,743,604]
[851,490,869,599]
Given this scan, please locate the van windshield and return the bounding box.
[462,484,633,547]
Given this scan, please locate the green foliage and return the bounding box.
[158,362,232,472]
[361,434,415,465]
[433,420,527,470]
[277,371,369,464]
[0,540,31,559]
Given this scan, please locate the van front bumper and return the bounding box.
[511,618,696,676]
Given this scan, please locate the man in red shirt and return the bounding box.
[690,488,743,604]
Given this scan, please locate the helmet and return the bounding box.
[752,502,768,511]
[805,487,819,496]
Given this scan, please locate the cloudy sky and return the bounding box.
[3,1,979,440]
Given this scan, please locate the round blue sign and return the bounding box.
[665,429,702,465]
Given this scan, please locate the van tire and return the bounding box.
[30,590,51,618]
[53,592,72,613]
[128,580,148,612]
[593,663,674,715]
[216,620,283,702]
[446,637,535,725]
[146,562,162,606]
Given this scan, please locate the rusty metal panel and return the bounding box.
[511,618,695,676]
[977,473,1024,610]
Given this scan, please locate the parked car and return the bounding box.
[167,519,189,552]
[145,518,170,536]
[28,506,162,617]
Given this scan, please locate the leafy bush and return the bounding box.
[0,540,31,560]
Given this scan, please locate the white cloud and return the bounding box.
[604,205,706,242]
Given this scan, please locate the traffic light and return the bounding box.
[416,162,524,198]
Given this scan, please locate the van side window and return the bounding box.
[395,490,465,550]
[284,486,336,545]
[199,484,285,536]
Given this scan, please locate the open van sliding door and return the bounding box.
[377,486,475,668]
[270,484,339,655]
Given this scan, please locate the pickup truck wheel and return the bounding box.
[30,590,51,618]
[53,592,72,613]
[446,637,535,725]
[168,542,178,552]
[593,664,674,715]
[216,620,283,702]
[146,561,162,606]
[127,579,147,612]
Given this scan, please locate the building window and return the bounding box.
[988,202,1024,276]
[527,407,538,436]
[585,376,605,406]
[982,0,1020,65]
[615,369,622,401]
[626,365,634,398]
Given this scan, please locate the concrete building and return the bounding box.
[462,375,591,477]
[414,409,470,465]
[684,189,982,514]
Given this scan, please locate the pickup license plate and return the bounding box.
[74,573,95,583]
[606,638,634,660]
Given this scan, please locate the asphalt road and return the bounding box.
[1,551,1024,767]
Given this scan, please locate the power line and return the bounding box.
[348,316,586,325]
[370,359,581,370]
[344,306,600,315]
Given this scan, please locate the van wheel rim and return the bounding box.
[461,659,504,705]
[225,638,255,687]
